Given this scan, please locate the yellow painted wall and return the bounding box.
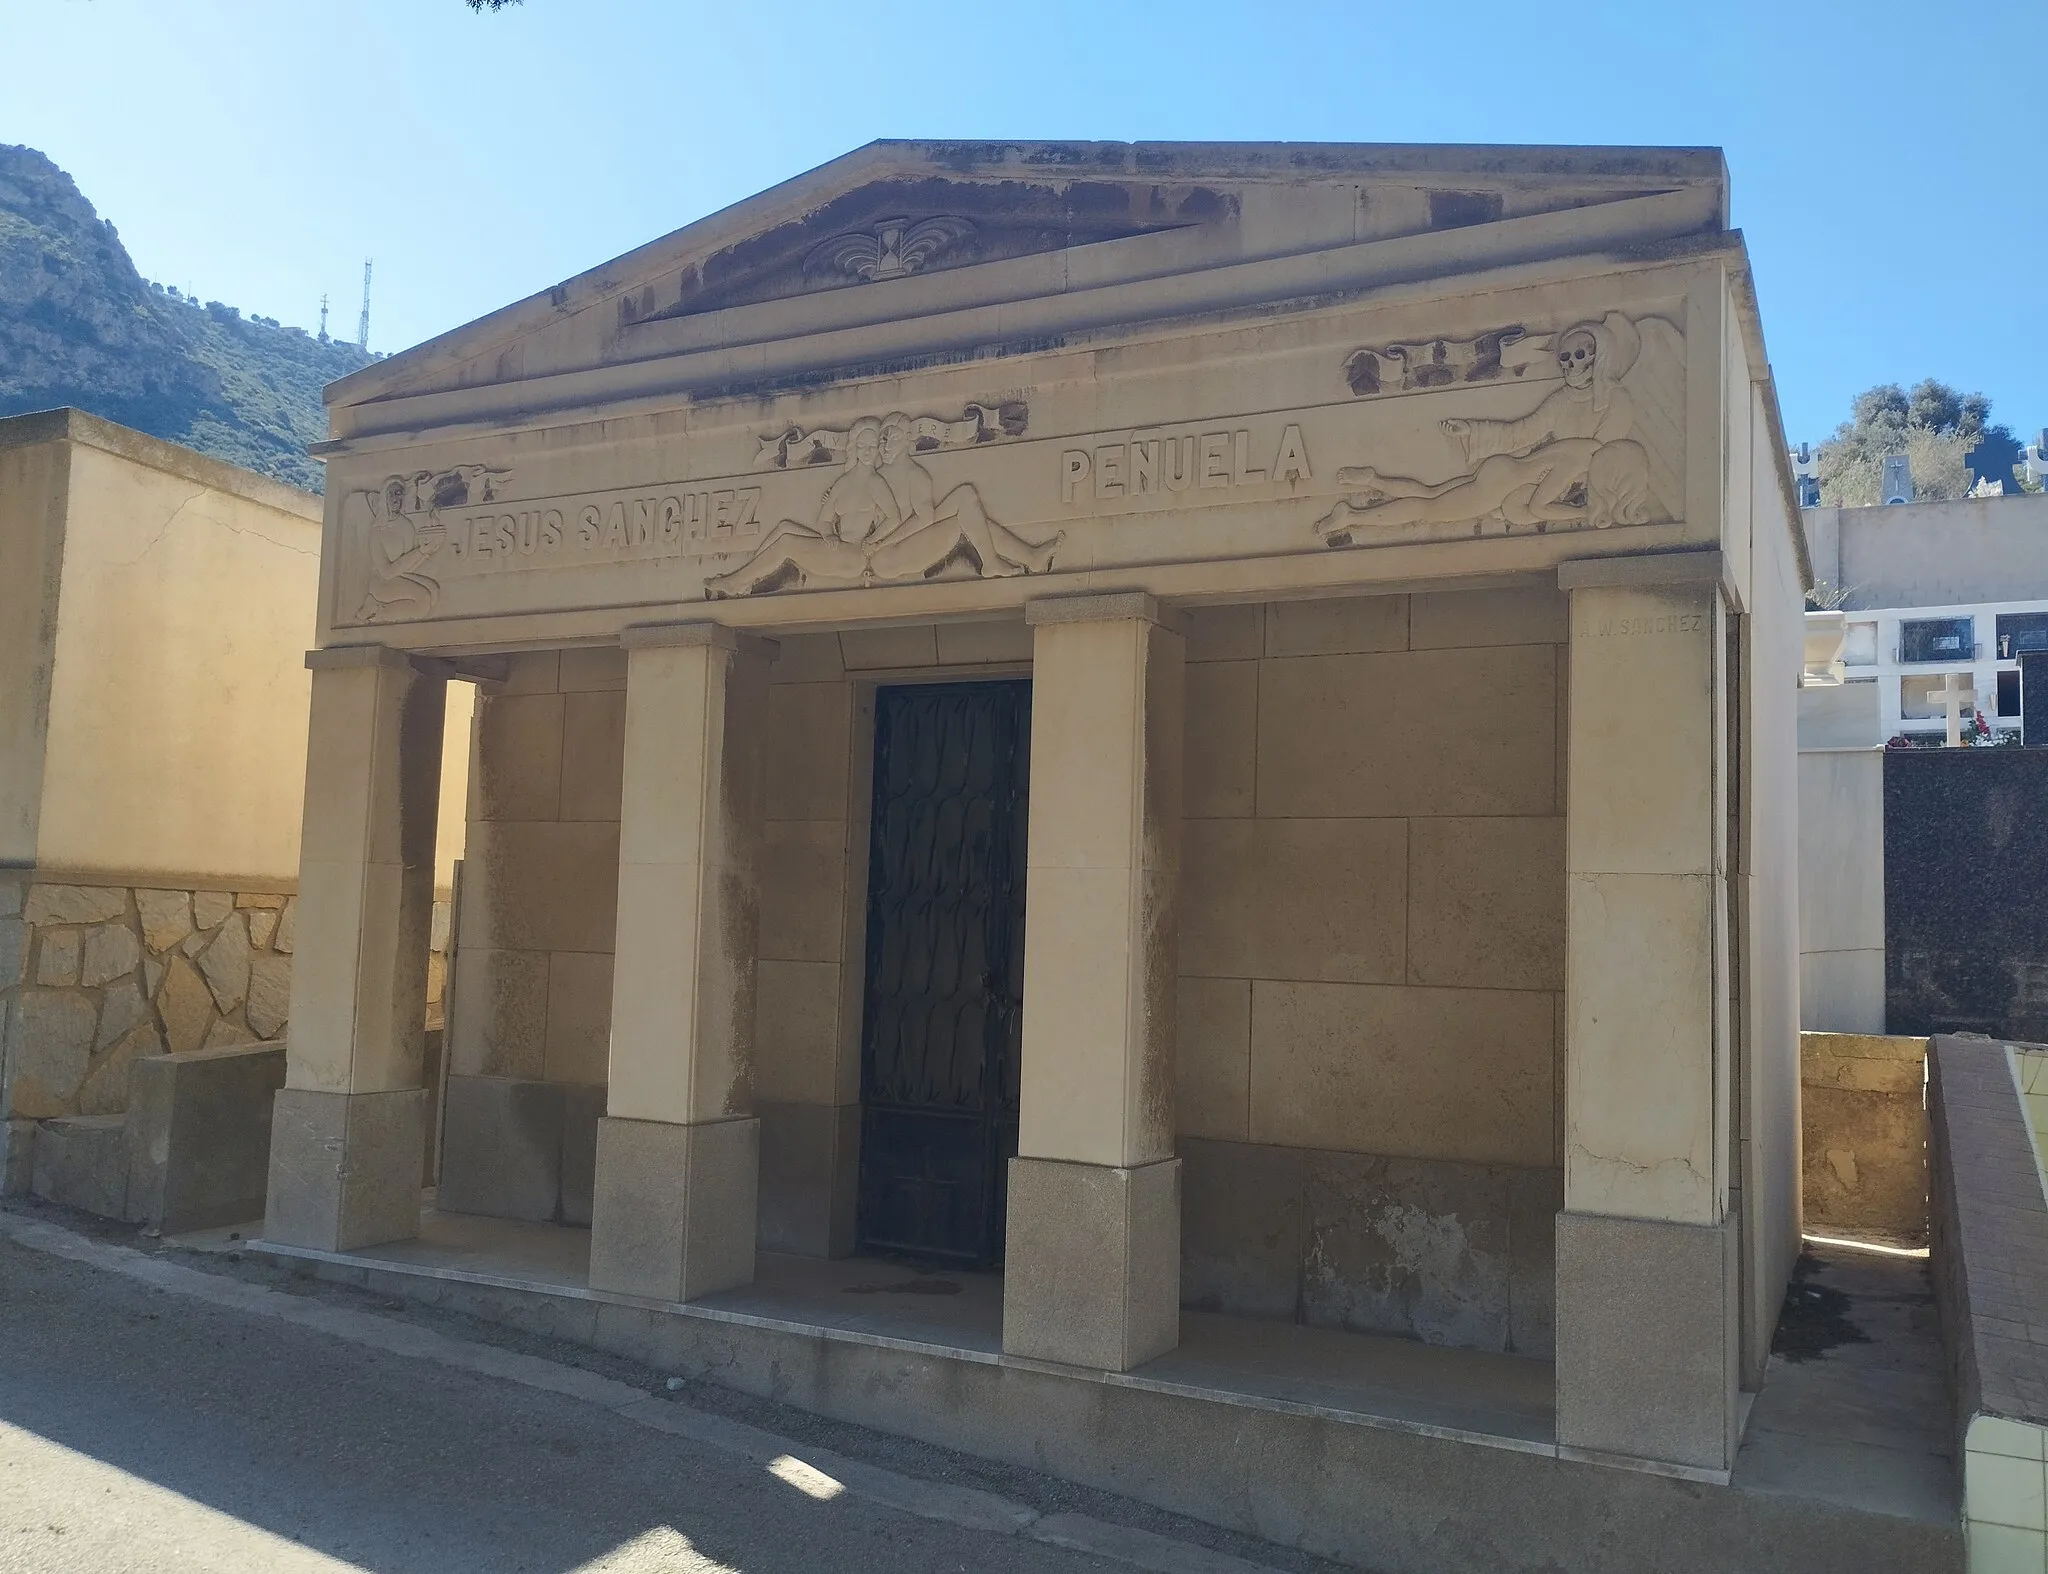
[6,414,471,889]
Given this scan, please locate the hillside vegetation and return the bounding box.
[0,144,371,492]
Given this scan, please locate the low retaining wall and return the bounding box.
[1801,1031,1928,1244]
[1927,1035,2048,1571]
[1,877,449,1192]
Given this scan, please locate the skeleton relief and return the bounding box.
[1317,312,1683,544]
[347,464,511,623]
[707,408,1059,597]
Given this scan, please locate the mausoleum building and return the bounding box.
[266,141,1811,1500]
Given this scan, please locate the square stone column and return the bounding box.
[265,646,445,1251]
[1005,593,1184,1372]
[588,623,772,1302]
[1555,552,1740,1473]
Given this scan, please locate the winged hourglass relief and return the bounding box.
[1317,312,1686,545]
[346,463,512,623]
[706,403,1060,598]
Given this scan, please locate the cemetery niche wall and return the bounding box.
[271,141,1811,1483]
[1885,747,2048,1044]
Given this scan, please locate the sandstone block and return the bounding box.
[35,930,81,986]
[80,922,141,988]
[77,1021,164,1116]
[0,883,20,919]
[158,955,215,1055]
[180,931,208,957]
[24,885,127,926]
[197,914,251,1013]
[143,955,165,1002]
[192,891,234,931]
[136,890,194,953]
[246,955,292,1041]
[235,893,287,909]
[3,992,97,1116]
[246,907,280,950]
[275,897,296,954]
[95,975,149,1051]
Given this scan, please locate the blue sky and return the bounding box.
[7,0,2043,444]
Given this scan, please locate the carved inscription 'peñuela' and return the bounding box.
[1060,424,1311,506]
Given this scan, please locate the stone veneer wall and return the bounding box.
[440,647,625,1225]
[0,877,451,1189]
[1175,588,1566,1358]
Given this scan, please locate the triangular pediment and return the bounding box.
[326,140,1727,421]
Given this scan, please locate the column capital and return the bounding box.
[1557,549,1724,593]
[1025,591,1187,633]
[620,621,778,661]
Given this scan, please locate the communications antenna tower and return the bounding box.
[318,294,329,342]
[357,260,373,351]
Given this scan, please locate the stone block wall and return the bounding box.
[754,622,1030,1256]
[1801,1031,1927,1245]
[1174,589,1567,1356]
[441,647,625,1225]
[0,876,451,1193]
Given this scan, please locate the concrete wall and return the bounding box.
[0,410,473,892]
[0,430,67,867]
[31,422,320,884]
[1176,588,1564,1356]
[1798,749,1886,1033]
[1805,493,2048,611]
[440,649,625,1224]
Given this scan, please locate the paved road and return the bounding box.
[0,1224,1264,1574]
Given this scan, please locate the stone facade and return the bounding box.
[266,141,1813,1479]
[0,876,449,1190]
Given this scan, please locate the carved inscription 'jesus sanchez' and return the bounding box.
[442,483,763,575]
[1060,423,1311,505]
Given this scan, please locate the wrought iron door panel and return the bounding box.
[858,681,1029,1266]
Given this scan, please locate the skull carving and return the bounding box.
[1557,327,1598,390]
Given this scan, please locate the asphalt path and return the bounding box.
[0,1218,1314,1574]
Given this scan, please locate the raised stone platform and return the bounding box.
[228,1206,1959,1574]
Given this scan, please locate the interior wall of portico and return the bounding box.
[753,619,1035,1256]
[1174,585,1567,1358]
[440,647,625,1225]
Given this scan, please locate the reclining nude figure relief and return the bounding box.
[705,412,1060,597]
[1317,313,1676,542]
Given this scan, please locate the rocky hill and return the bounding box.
[0,144,372,492]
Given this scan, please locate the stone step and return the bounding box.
[30,1113,132,1222]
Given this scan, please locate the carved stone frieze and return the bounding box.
[1318,312,1684,544]
[1342,326,1549,398]
[755,401,1026,470]
[347,464,511,624]
[708,407,1058,598]
[802,216,977,284]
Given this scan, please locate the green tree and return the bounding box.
[1817,378,2019,505]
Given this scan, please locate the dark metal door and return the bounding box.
[857,681,1030,1267]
